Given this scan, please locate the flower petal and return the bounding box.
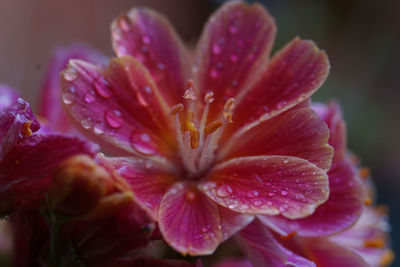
[220,107,333,171]
[236,220,315,267]
[228,38,329,136]
[312,101,347,161]
[60,58,173,158]
[0,134,97,214]
[39,44,107,133]
[200,156,329,219]
[158,182,222,256]
[0,98,40,159]
[259,158,364,236]
[218,205,254,242]
[298,238,369,267]
[330,206,394,267]
[0,84,20,109]
[194,1,276,122]
[111,157,177,220]
[111,7,191,106]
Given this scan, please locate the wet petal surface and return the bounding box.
[111,7,191,106]
[201,156,329,219]
[194,1,276,122]
[159,182,222,256]
[220,107,333,171]
[61,58,172,158]
[260,159,364,236]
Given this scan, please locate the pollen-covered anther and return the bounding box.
[190,129,200,149]
[223,98,235,123]
[183,80,196,101]
[22,120,33,137]
[204,91,215,103]
[170,103,184,115]
[204,121,223,135]
[364,238,386,248]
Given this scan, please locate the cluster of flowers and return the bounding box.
[0,1,393,266]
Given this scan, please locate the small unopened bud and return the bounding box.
[48,155,132,220]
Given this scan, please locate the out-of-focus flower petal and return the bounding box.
[330,206,394,267]
[260,159,364,236]
[226,38,329,138]
[220,107,333,171]
[102,255,197,267]
[236,220,315,267]
[0,84,19,109]
[112,157,177,220]
[201,156,329,219]
[194,1,276,122]
[111,7,191,106]
[60,58,172,158]
[297,237,369,267]
[158,182,222,256]
[312,101,347,161]
[0,134,97,214]
[39,44,107,133]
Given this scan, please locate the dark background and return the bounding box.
[0,0,399,265]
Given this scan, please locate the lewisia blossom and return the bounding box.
[61,1,333,255]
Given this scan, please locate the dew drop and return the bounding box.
[281,190,288,196]
[268,192,275,197]
[246,190,259,198]
[185,191,197,202]
[216,184,233,198]
[212,42,222,55]
[81,117,93,130]
[130,131,157,155]
[230,54,239,62]
[144,86,152,94]
[210,68,219,79]
[229,25,238,34]
[202,225,211,233]
[62,93,74,105]
[157,63,165,70]
[94,76,113,99]
[93,122,105,135]
[142,35,151,44]
[84,91,96,103]
[253,200,262,207]
[63,69,78,82]
[105,109,124,129]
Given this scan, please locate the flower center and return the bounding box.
[170,80,235,178]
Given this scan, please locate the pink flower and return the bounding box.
[235,102,393,267]
[60,2,333,255]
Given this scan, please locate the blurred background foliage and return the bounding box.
[0,0,399,265]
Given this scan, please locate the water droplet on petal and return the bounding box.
[62,93,74,105]
[216,184,233,198]
[268,192,275,197]
[105,109,124,129]
[246,190,259,198]
[229,25,238,34]
[281,190,288,196]
[157,63,165,70]
[212,42,222,55]
[210,68,219,79]
[130,131,157,155]
[142,35,151,44]
[84,91,96,103]
[253,200,262,207]
[94,76,113,99]
[63,69,78,82]
[144,86,152,94]
[230,54,239,62]
[81,117,93,130]
[185,191,197,202]
[93,122,105,135]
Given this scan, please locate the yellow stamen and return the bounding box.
[170,103,184,115]
[364,238,385,248]
[22,121,33,137]
[205,121,223,135]
[190,129,200,149]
